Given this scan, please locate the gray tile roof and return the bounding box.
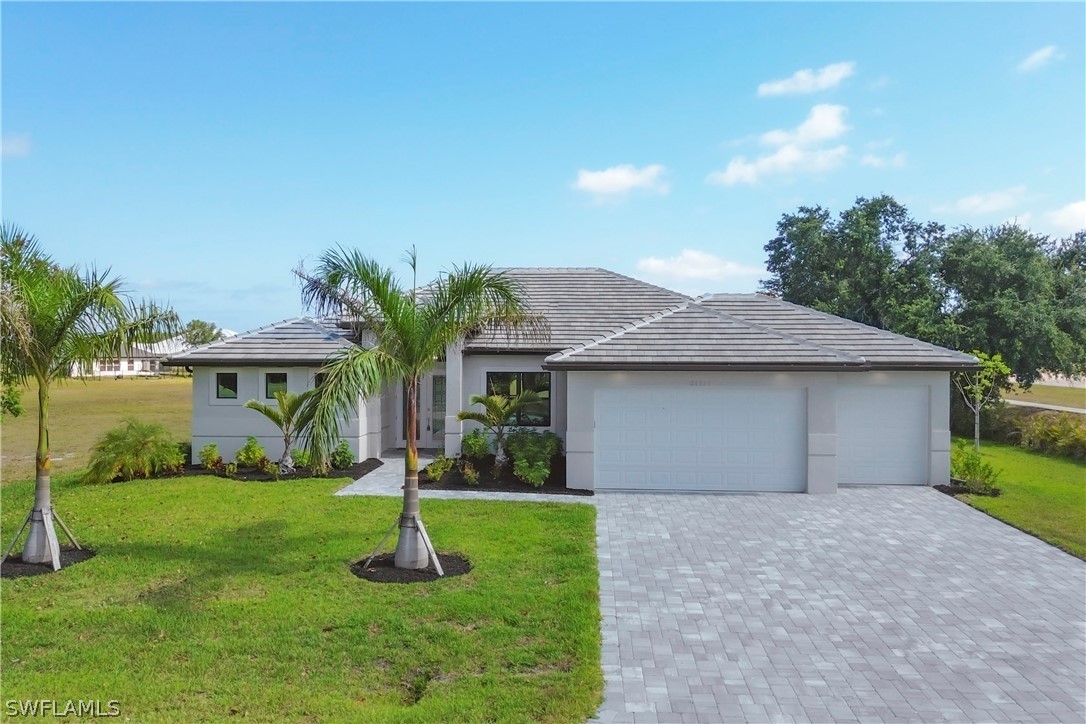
[466,268,690,352]
[162,318,354,367]
[544,302,864,370]
[697,294,977,369]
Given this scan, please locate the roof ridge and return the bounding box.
[599,268,693,302]
[687,300,866,363]
[546,302,691,362]
[165,317,311,360]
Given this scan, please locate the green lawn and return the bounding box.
[955,439,1086,559]
[1,377,193,484]
[1,474,602,721]
[1005,384,1086,410]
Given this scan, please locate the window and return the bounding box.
[265,372,288,398]
[314,372,327,388]
[127,359,135,371]
[216,372,238,399]
[485,371,551,426]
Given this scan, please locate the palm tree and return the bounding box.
[1,225,179,569]
[456,391,542,471]
[243,389,316,471]
[297,246,544,570]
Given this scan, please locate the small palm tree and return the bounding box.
[1,225,178,569]
[297,246,544,570]
[456,391,541,471]
[243,389,316,472]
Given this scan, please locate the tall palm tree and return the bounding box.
[297,246,544,570]
[456,391,542,471]
[1,225,179,569]
[243,389,316,471]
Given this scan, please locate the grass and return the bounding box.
[1004,384,1086,410]
[0,473,602,721]
[1,377,192,484]
[954,438,1086,559]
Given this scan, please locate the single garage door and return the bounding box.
[595,386,807,492]
[837,385,928,485]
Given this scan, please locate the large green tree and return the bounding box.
[181,319,225,348]
[0,225,179,569]
[940,224,1086,385]
[763,195,951,342]
[296,247,543,570]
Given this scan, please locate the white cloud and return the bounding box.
[760,104,849,147]
[1017,45,1060,72]
[860,152,906,169]
[707,105,850,186]
[942,186,1028,215]
[757,62,855,97]
[1047,200,1086,233]
[572,164,669,198]
[636,249,764,281]
[1,133,31,158]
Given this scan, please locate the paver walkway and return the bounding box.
[593,487,1086,723]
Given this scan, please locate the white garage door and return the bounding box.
[595,386,807,492]
[837,385,928,485]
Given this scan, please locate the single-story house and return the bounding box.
[71,331,237,378]
[164,268,976,493]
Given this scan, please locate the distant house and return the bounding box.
[72,330,237,378]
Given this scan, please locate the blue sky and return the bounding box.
[3,2,1084,333]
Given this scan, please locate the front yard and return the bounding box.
[953,439,1086,559]
[1,474,602,721]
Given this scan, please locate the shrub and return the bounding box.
[177,441,192,463]
[1015,411,1086,460]
[461,428,490,460]
[224,462,238,477]
[82,418,185,484]
[460,459,480,485]
[261,458,281,480]
[291,448,311,468]
[505,428,562,487]
[424,454,455,481]
[236,437,266,467]
[331,441,354,470]
[950,441,1001,495]
[198,443,221,470]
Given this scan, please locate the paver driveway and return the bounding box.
[594,487,1085,723]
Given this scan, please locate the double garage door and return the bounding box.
[594,383,929,492]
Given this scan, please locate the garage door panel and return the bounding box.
[838,386,928,485]
[595,386,807,492]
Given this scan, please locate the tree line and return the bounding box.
[761,195,1086,386]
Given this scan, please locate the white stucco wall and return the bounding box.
[564,369,951,493]
[191,366,378,464]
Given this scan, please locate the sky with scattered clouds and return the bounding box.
[3,3,1083,332]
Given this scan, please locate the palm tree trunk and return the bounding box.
[22,379,59,565]
[394,376,429,569]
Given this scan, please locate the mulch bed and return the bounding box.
[158,457,383,482]
[1,548,97,579]
[419,454,593,496]
[934,478,1001,497]
[350,552,472,583]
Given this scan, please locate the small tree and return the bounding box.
[954,350,1011,450]
[181,319,225,348]
[455,392,541,472]
[243,389,316,473]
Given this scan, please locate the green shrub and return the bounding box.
[505,428,562,487]
[198,443,221,470]
[331,441,354,470]
[461,428,490,460]
[1015,411,1086,460]
[261,458,281,480]
[224,462,238,477]
[424,454,455,481]
[291,448,311,468]
[950,440,1001,495]
[82,418,185,484]
[460,459,480,485]
[236,437,266,467]
[177,441,192,463]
